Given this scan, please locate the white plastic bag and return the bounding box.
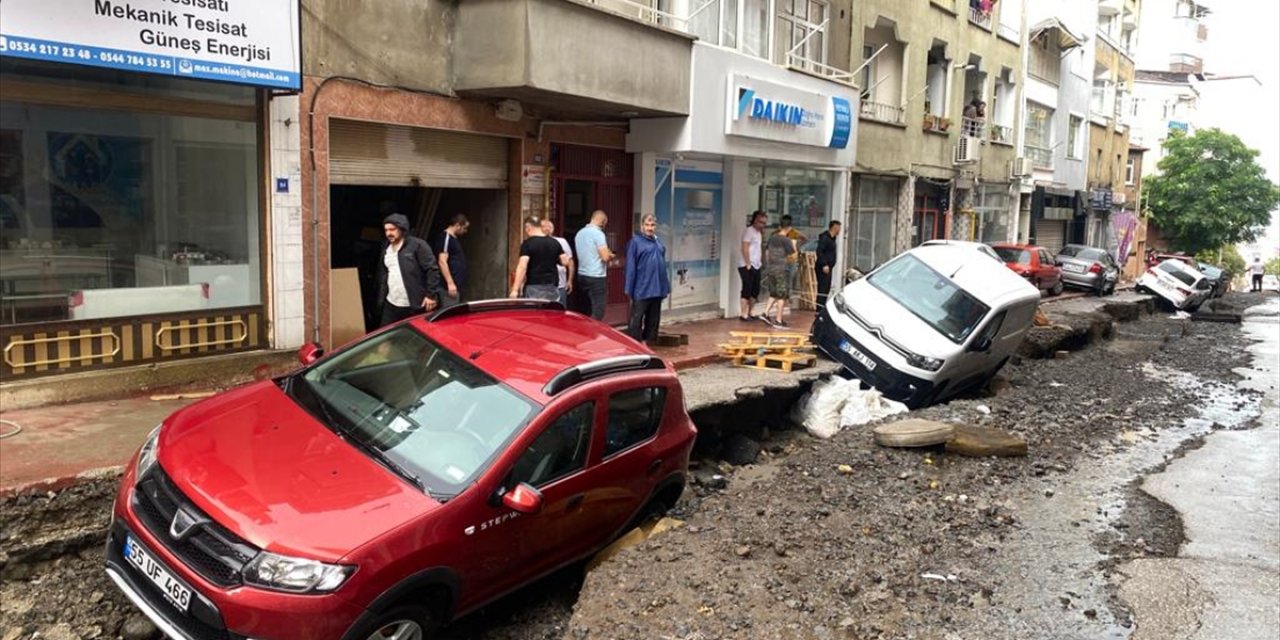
[792,377,860,439]
[839,387,909,427]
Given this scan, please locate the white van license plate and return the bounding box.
[124,535,192,612]
[840,340,876,370]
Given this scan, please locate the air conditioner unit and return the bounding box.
[954,136,979,164]
[1011,156,1032,177]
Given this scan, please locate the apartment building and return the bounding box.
[1086,0,1141,255]
[845,0,1025,272]
[628,0,858,318]
[1136,0,1209,74]
[1018,0,1092,252]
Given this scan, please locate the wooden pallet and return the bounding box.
[731,352,818,372]
[719,330,815,372]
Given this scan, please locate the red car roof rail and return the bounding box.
[543,355,667,396]
[428,298,565,323]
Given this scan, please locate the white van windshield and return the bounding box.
[868,254,992,343]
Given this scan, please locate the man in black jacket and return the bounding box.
[376,213,442,327]
[815,220,841,306]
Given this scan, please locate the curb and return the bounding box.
[0,466,123,500]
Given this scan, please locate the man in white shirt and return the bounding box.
[737,210,767,321]
[1250,256,1266,292]
[542,219,575,307]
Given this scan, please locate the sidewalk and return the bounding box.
[0,309,817,493]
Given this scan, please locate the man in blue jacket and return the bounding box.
[624,214,671,343]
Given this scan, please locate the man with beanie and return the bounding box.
[377,213,442,327]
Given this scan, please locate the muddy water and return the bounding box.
[1117,299,1280,640]
[950,328,1263,639]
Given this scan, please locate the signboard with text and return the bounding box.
[0,0,301,90]
[726,73,853,150]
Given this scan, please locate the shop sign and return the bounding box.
[1089,188,1113,210]
[0,0,301,90]
[726,74,853,149]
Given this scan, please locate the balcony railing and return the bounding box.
[1025,144,1053,168]
[961,117,986,138]
[923,114,952,134]
[968,6,993,30]
[860,100,906,125]
[989,123,1013,145]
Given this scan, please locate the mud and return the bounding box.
[0,292,1269,640]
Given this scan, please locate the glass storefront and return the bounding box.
[652,158,725,310]
[747,163,835,242]
[974,184,1011,243]
[0,59,261,326]
[852,175,898,271]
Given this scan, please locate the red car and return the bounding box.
[991,243,1064,296]
[104,300,696,640]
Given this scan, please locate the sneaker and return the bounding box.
[759,316,778,327]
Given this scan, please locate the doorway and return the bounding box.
[551,145,633,325]
[328,185,507,342]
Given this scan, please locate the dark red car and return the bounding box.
[105,300,696,640]
[991,243,1064,296]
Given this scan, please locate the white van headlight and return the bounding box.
[832,291,848,314]
[906,354,945,372]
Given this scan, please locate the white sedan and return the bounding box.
[1137,259,1213,310]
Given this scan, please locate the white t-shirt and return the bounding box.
[384,243,410,307]
[552,236,572,288]
[1250,261,1266,275]
[739,226,763,269]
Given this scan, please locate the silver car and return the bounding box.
[1055,244,1121,295]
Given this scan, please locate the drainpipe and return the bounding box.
[306,77,339,345]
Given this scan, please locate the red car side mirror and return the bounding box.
[502,483,545,515]
[297,342,324,366]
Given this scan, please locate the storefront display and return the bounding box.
[654,158,723,309]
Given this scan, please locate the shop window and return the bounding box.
[748,164,835,245]
[975,186,1010,243]
[853,176,897,272]
[0,60,260,326]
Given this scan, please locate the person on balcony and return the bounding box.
[963,99,987,136]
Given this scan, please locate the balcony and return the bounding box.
[860,100,906,126]
[1026,144,1053,169]
[1169,53,1204,74]
[989,123,1014,145]
[454,0,694,117]
[1099,0,1122,15]
[969,6,994,30]
[1029,48,1061,85]
[961,117,987,139]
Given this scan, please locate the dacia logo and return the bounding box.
[169,508,207,541]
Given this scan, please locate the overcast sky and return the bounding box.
[1202,1,1280,256]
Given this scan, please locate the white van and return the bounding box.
[812,245,1041,408]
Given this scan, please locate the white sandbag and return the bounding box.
[839,387,910,427]
[793,377,860,439]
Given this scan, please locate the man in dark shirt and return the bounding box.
[434,214,470,308]
[376,213,442,327]
[815,220,841,306]
[510,216,570,302]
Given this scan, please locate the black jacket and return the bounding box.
[376,235,443,310]
[816,231,839,269]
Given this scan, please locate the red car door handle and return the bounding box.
[566,494,584,511]
[647,459,663,476]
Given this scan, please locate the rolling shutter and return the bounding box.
[1034,219,1066,253]
[328,119,508,189]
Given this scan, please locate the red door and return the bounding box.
[552,145,633,326]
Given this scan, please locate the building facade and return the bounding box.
[1087,0,1141,259]
[628,0,858,318]
[845,0,1026,273]
[0,2,301,386]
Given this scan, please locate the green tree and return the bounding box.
[1143,128,1280,255]
[1267,256,1280,276]
[1194,245,1245,276]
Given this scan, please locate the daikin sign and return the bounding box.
[727,74,852,149]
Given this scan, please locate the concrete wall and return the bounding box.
[454,0,692,116]
[302,0,454,93]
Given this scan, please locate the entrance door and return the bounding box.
[913,197,942,245]
[552,145,633,326]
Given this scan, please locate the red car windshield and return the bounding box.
[994,247,1031,265]
[290,327,535,498]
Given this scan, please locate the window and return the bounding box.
[994,247,1031,265]
[779,0,828,68]
[867,254,991,343]
[1125,156,1137,185]
[853,176,897,271]
[748,164,833,242]
[605,387,667,456]
[294,328,535,497]
[0,59,261,326]
[511,402,594,487]
[974,186,1010,243]
[1067,115,1083,159]
[925,43,950,118]
[1024,102,1053,166]
[742,0,771,59]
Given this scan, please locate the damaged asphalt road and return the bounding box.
[0,292,1274,640]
